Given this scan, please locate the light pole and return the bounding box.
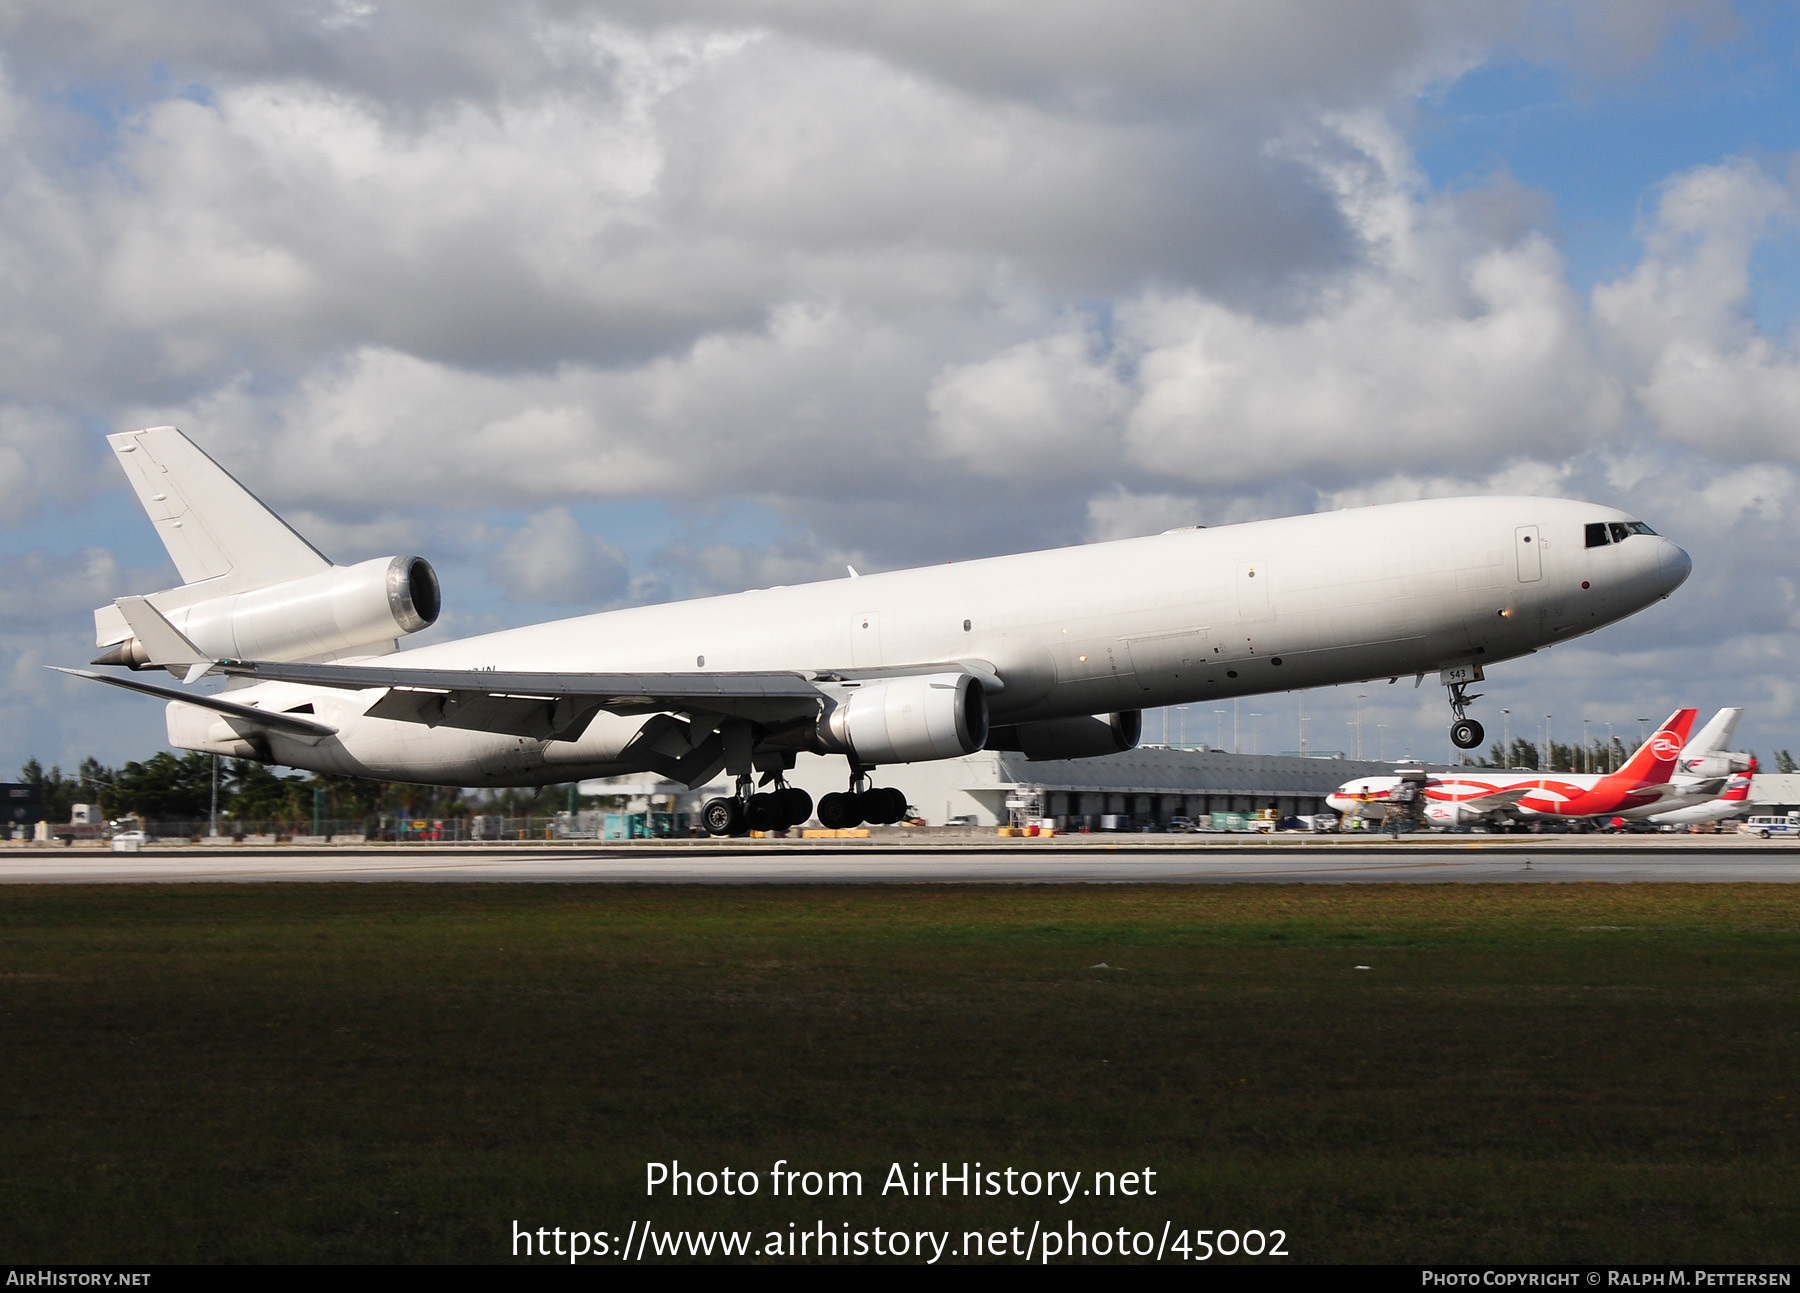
[1582,718,1590,774]
[1178,705,1188,748]
[1546,715,1553,771]
[1502,709,1511,765]
[1250,712,1262,755]
[1298,698,1307,756]
[1214,710,1226,750]
[1607,722,1614,772]
[1638,717,1651,750]
[1233,700,1241,754]
[1356,693,1365,760]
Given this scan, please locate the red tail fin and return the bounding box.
[1600,708,1698,790]
[1720,772,1753,803]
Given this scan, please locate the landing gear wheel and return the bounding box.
[818,791,862,829]
[858,787,907,825]
[745,793,782,832]
[701,796,745,837]
[1450,718,1484,750]
[776,787,813,827]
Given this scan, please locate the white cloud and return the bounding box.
[489,508,628,604]
[0,0,1791,770]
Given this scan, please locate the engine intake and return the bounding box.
[98,555,440,667]
[818,672,989,764]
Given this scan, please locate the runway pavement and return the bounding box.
[4,834,1798,883]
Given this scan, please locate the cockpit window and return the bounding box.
[1585,522,1610,548]
[1608,521,1631,543]
[1627,520,1657,536]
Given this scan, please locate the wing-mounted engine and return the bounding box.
[986,711,1141,761]
[815,672,989,763]
[95,555,440,668]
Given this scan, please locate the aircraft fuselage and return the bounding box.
[186,495,1690,785]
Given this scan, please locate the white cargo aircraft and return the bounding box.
[60,427,1692,835]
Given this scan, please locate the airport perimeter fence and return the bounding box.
[93,811,696,844]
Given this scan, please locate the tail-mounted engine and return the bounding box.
[815,672,989,764]
[1679,752,1754,779]
[95,555,440,668]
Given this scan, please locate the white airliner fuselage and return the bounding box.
[184,498,1685,783]
[73,429,1692,833]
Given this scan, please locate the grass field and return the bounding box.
[1,883,1796,1264]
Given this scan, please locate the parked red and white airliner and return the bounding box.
[1327,708,1698,827]
[1629,762,1756,830]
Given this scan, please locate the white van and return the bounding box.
[1741,814,1800,839]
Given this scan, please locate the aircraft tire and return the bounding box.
[701,796,744,837]
[1451,718,1484,749]
[777,787,814,828]
[745,793,782,832]
[818,791,863,829]
[859,787,907,825]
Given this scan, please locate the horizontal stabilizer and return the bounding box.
[113,596,214,681]
[50,668,339,741]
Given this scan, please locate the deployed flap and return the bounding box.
[108,427,329,590]
[50,667,339,741]
[366,688,602,742]
[216,658,826,726]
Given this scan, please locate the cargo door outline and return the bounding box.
[850,612,882,667]
[1236,561,1270,620]
[1514,526,1542,583]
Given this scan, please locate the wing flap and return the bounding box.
[217,658,826,725]
[364,687,603,741]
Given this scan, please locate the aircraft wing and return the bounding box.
[211,657,827,741]
[1447,785,1537,816]
[51,667,340,743]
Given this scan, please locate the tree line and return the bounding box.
[1477,738,1796,775]
[17,754,585,827]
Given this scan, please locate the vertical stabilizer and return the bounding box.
[1681,707,1743,759]
[1602,708,1699,790]
[107,427,329,590]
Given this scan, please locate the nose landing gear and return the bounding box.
[1447,673,1485,750]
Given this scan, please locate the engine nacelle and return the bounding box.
[101,555,440,666]
[1680,752,1753,779]
[989,711,1141,761]
[817,672,989,764]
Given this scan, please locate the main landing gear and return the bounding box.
[1447,675,1485,750]
[700,775,814,837]
[817,767,910,829]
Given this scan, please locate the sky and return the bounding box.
[5,0,1800,774]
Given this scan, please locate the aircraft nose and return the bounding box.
[1656,539,1692,595]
